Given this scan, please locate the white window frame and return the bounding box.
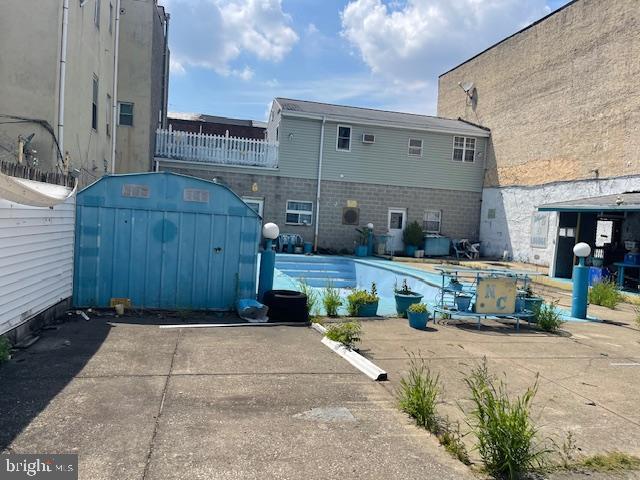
[408,138,423,157]
[423,210,442,234]
[452,136,476,163]
[285,200,313,226]
[336,124,352,152]
[242,197,264,217]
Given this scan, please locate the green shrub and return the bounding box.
[346,283,379,316]
[0,336,11,364]
[407,302,429,314]
[322,281,342,317]
[398,351,440,432]
[402,221,424,247]
[299,279,318,316]
[588,281,623,309]
[537,301,565,333]
[464,360,547,479]
[325,321,362,349]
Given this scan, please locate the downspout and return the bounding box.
[161,13,170,129]
[57,0,69,163]
[313,116,326,252]
[110,0,122,174]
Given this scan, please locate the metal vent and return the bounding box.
[342,207,359,225]
[183,188,210,203]
[122,184,149,198]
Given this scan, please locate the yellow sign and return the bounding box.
[347,200,358,208]
[475,278,516,314]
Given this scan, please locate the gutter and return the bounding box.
[110,0,122,174]
[57,0,69,160]
[313,116,326,252]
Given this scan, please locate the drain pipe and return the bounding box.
[110,0,122,174]
[313,116,326,252]
[57,0,70,161]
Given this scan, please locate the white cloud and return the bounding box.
[164,0,298,78]
[341,0,552,84]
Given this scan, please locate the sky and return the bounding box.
[163,0,572,121]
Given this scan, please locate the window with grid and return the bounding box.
[118,102,134,126]
[285,200,313,225]
[91,76,98,130]
[336,125,351,151]
[408,138,423,156]
[423,210,441,234]
[453,136,476,162]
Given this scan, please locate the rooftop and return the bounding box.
[274,97,490,137]
[538,192,640,212]
[168,112,266,129]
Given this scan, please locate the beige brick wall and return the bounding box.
[437,0,640,187]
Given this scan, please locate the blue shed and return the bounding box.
[73,172,261,310]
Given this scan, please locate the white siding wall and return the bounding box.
[0,196,75,335]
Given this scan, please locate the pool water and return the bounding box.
[273,254,440,316]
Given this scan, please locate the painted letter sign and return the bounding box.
[475,277,516,314]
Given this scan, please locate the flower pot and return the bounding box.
[395,292,423,318]
[355,245,368,257]
[405,245,417,257]
[414,249,424,258]
[523,297,544,320]
[356,300,378,317]
[454,294,472,312]
[407,310,429,329]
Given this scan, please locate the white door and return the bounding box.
[387,208,407,254]
[242,197,264,218]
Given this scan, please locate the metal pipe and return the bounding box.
[110,0,122,174]
[161,13,170,129]
[57,0,69,159]
[313,116,326,252]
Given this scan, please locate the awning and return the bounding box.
[0,170,77,207]
[538,193,640,213]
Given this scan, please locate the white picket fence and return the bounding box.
[155,128,279,168]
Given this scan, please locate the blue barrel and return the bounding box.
[303,242,313,254]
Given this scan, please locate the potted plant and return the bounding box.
[346,282,379,317]
[402,221,424,257]
[523,285,544,319]
[407,302,429,329]
[394,279,423,318]
[454,292,473,312]
[354,226,370,257]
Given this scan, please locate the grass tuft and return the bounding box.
[588,281,623,309]
[537,301,565,333]
[464,359,548,479]
[397,351,441,431]
[299,279,318,317]
[322,281,342,317]
[325,321,362,350]
[578,452,640,472]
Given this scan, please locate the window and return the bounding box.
[453,136,476,162]
[106,94,111,136]
[423,210,441,234]
[242,197,264,217]
[118,102,134,126]
[285,200,313,225]
[91,75,98,130]
[336,125,351,151]
[94,0,101,28]
[109,2,113,33]
[408,138,423,156]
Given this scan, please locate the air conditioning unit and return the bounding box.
[342,207,360,225]
[362,133,375,144]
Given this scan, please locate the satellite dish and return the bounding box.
[459,81,475,93]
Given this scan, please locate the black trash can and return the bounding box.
[263,290,309,323]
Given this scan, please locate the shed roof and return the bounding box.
[538,192,640,212]
[274,98,490,137]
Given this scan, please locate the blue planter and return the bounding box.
[455,295,472,312]
[355,245,368,257]
[405,245,417,257]
[407,311,429,329]
[515,297,525,313]
[303,242,313,254]
[523,297,544,321]
[395,292,423,318]
[356,301,378,317]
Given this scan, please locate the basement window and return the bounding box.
[286,200,313,225]
[453,136,476,163]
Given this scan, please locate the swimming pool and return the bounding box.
[273,254,441,316]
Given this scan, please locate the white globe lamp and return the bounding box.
[262,222,279,240]
[573,242,591,258]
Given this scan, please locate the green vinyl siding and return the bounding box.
[274,116,321,179]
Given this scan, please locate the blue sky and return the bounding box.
[165,0,572,121]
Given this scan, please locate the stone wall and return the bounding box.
[164,164,482,252]
[438,0,640,188]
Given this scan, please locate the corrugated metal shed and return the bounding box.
[73,172,261,310]
[0,193,75,335]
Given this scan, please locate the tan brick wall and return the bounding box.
[437,0,640,187]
